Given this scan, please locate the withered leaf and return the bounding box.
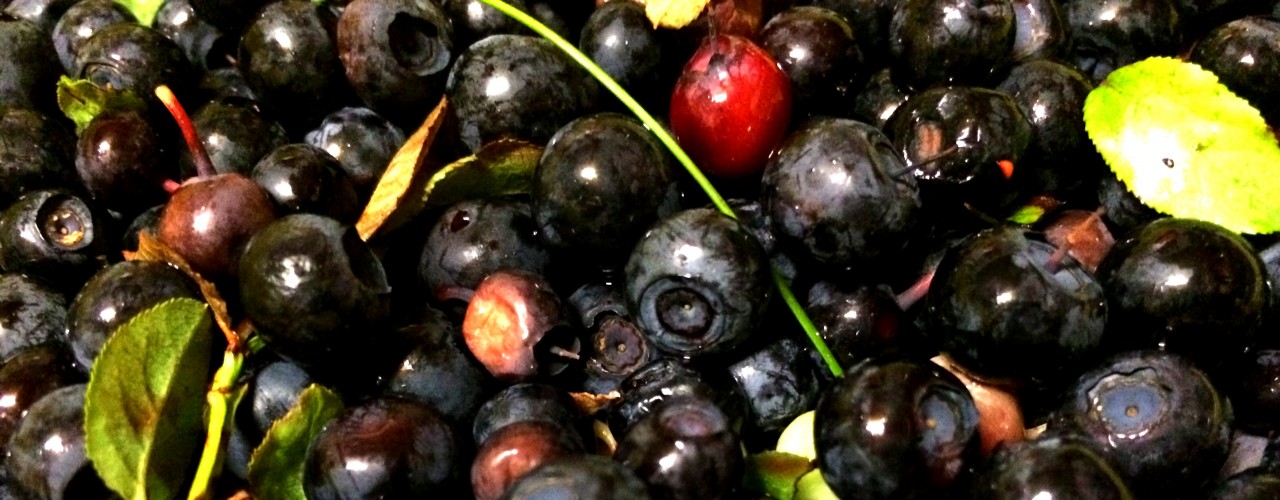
[356,98,451,241]
[126,231,238,349]
[568,391,620,416]
[643,0,711,29]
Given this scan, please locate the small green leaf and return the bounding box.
[743,451,814,500]
[1007,205,1046,225]
[56,76,147,135]
[794,469,839,500]
[1084,56,1280,234]
[247,384,345,500]
[85,297,214,500]
[422,139,542,210]
[114,0,165,27]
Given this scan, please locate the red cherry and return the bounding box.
[669,34,792,178]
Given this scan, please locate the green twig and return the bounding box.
[187,349,245,500]
[476,0,843,377]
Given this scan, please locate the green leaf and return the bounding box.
[422,139,542,210]
[1084,56,1280,234]
[56,75,147,135]
[742,451,814,500]
[114,0,165,27]
[85,297,214,500]
[247,384,345,500]
[794,469,839,500]
[1007,205,1046,225]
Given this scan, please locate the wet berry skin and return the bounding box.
[238,0,350,133]
[0,344,85,453]
[385,307,493,425]
[925,227,1108,389]
[1064,0,1182,83]
[499,454,652,500]
[0,190,110,290]
[625,208,772,359]
[158,173,278,279]
[304,396,462,498]
[471,383,581,447]
[669,34,791,179]
[1190,16,1280,125]
[607,358,746,435]
[75,108,174,217]
[1095,218,1269,370]
[250,143,360,223]
[51,0,135,74]
[418,197,551,303]
[446,34,599,152]
[888,0,1016,89]
[0,273,69,364]
[762,117,921,269]
[6,384,112,500]
[1050,350,1232,497]
[534,113,680,269]
[238,214,394,380]
[470,420,583,500]
[304,106,405,195]
[577,0,663,109]
[759,6,864,119]
[971,434,1134,499]
[1223,349,1280,434]
[814,355,981,499]
[728,338,820,433]
[0,16,60,111]
[614,395,744,500]
[73,22,190,102]
[187,97,289,176]
[804,281,911,369]
[0,107,78,208]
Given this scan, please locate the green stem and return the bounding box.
[187,349,245,500]
[476,0,843,377]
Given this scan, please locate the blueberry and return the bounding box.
[759,6,865,118]
[804,281,912,370]
[6,384,111,500]
[614,396,744,500]
[0,107,78,208]
[814,355,980,499]
[607,358,746,435]
[385,307,493,425]
[0,190,110,290]
[250,143,360,223]
[625,208,771,358]
[727,338,820,433]
[185,97,289,176]
[238,0,350,133]
[0,344,84,454]
[73,22,190,102]
[499,454,652,500]
[577,1,663,109]
[1009,0,1067,62]
[417,197,551,304]
[1190,16,1280,125]
[470,421,583,500]
[152,0,234,73]
[1050,350,1233,496]
[971,434,1134,499]
[247,360,313,435]
[1209,467,1280,499]
[304,106,406,195]
[1064,0,1181,83]
[888,0,1016,89]
[0,16,60,111]
[472,382,580,447]
[51,0,135,74]
[762,117,920,269]
[0,273,68,364]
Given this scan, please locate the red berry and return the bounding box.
[669,34,792,178]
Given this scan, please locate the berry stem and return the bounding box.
[475,0,844,378]
[155,85,216,179]
[187,349,245,500]
[896,268,935,311]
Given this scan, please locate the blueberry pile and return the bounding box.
[2,0,1280,498]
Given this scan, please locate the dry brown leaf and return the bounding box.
[644,0,710,28]
[356,97,451,241]
[568,391,620,416]
[127,231,239,349]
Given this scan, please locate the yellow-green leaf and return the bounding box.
[114,0,164,26]
[56,76,146,135]
[84,298,214,500]
[247,384,344,500]
[643,0,711,29]
[422,139,542,210]
[1084,57,1280,234]
[743,451,814,500]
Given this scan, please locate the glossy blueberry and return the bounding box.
[888,0,1016,89]
[304,396,462,498]
[499,454,652,500]
[446,34,598,152]
[4,0,77,30]
[417,197,551,303]
[75,108,175,217]
[851,67,909,130]
[763,117,920,268]
[153,0,234,72]
[74,22,190,101]
[304,106,405,195]
[0,273,67,364]
[442,0,527,47]
[814,355,980,499]
[0,344,84,452]
[971,434,1134,499]
[625,209,771,358]
[805,281,910,370]
[534,113,680,269]
[615,396,744,500]
[337,0,455,128]
[66,260,200,372]
[1010,0,1067,62]
[1097,173,1159,234]
[1095,218,1269,369]
[0,190,110,289]
[6,384,111,500]
[995,59,1104,202]
[926,227,1108,388]
[238,0,350,133]
[385,308,493,425]
[607,358,745,435]
[238,214,394,379]
[251,143,360,223]
[247,360,313,435]
[0,16,59,111]
[1064,0,1181,83]
[1190,16,1280,125]
[472,383,580,447]
[727,338,820,432]
[0,107,78,207]
[810,0,896,68]
[759,6,864,118]
[471,421,583,500]
[1052,350,1232,496]
[51,0,135,74]
[577,0,662,108]
[1224,349,1280,434]
[887,86,1031,212]
[187,97,289,176]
